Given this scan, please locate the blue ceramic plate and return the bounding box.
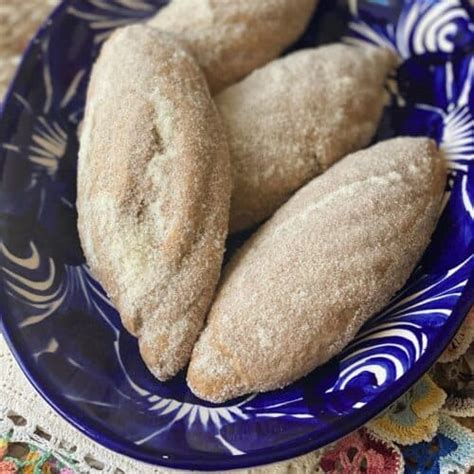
[0,0,473,471]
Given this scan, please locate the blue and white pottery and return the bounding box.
[0,0,473,470]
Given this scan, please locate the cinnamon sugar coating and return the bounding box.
[215,44,397,233]
[148,0,319,94]
[188,137,446,402]
[77,25,231,381]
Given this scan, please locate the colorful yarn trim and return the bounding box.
[319,428,404,474]
[0,432,74,474]
[401,414,474,474]
[367,375,446,445]
[433,342,474,417]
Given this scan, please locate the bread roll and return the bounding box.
[147,0,319,94]
[187,137,446,402]
[215,44,396,233]
[77,25,231,381]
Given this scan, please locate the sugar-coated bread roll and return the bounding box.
[77,25,231,381]
[187,137,446,402]
[147,0,319,94]
[215,44,397,233]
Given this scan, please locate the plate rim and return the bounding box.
[2,280,473,471]
[0,0,473,471]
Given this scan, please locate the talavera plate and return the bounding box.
[0,0,473,470]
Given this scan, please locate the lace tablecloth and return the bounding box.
[1,1,474,472]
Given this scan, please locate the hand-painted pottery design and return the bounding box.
[0,0,472,470]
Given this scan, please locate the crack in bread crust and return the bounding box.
[77,25,231,381]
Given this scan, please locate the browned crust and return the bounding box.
[77,25,231,380]
[148,0,319,94]
[187,137,446,402]
[215,44,398,233]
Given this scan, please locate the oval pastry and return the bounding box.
[187,137,446,402]
[215,44,397,233]
[77,25,231,381]
[147,0,319,94]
